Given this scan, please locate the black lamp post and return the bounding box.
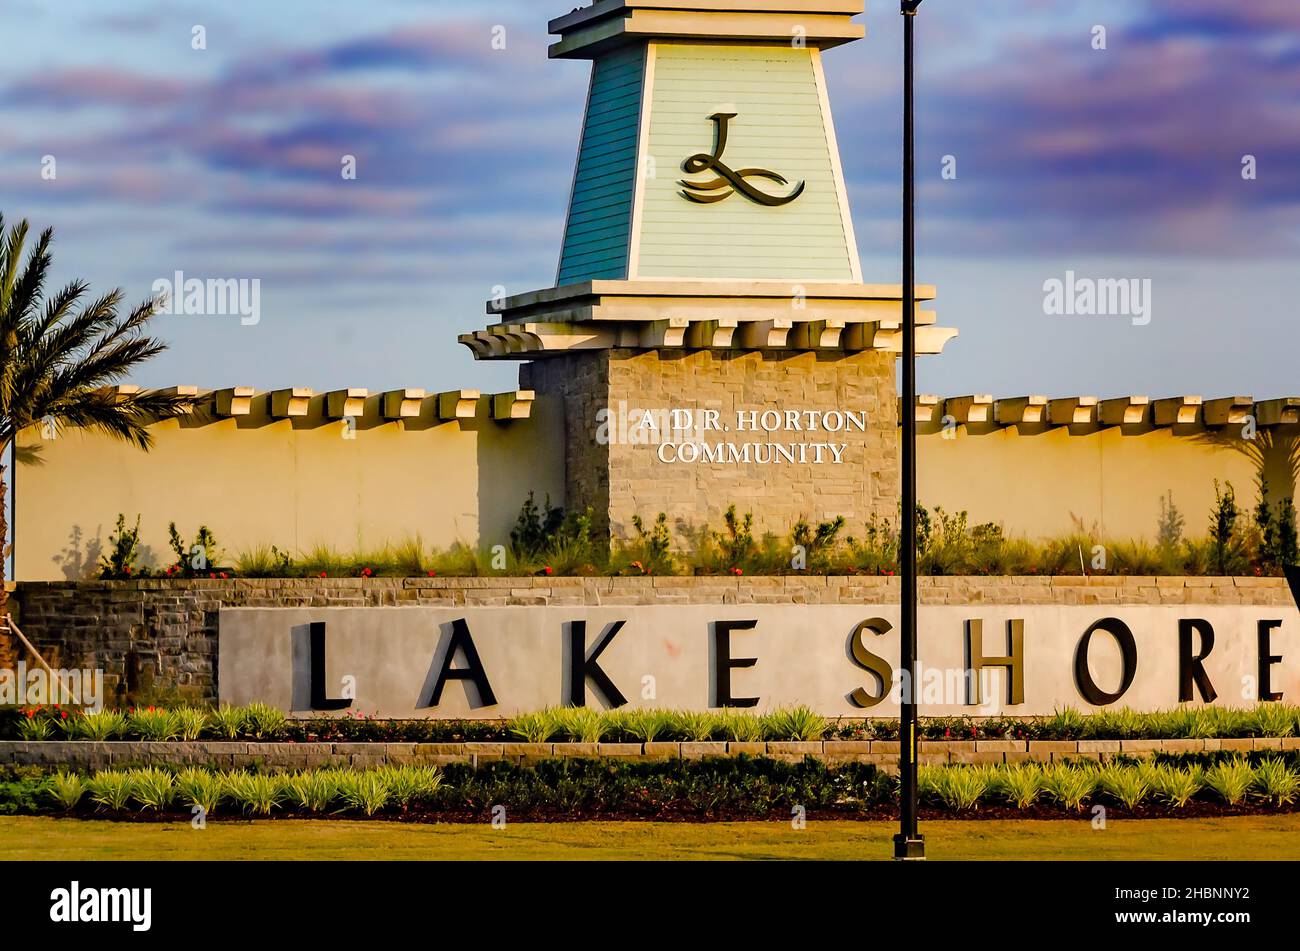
[894,0,926,862]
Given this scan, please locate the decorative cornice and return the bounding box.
[57,386,534,431]
[460,280,956,359]
[904,394,1300,435]
[548,1,866,59]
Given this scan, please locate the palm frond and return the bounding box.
[0,214,182,456]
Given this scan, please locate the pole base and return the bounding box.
[893,834,926,861]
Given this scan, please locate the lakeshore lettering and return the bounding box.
[217,606,1299,718]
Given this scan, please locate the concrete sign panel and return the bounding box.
[218,605,1300,718]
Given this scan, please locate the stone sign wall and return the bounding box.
[9,576,1295,710]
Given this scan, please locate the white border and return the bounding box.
[626,43,656,281]
[812,47,864,283]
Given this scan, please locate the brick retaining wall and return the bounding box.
[9,576,1292,706]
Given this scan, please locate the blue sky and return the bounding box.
[1,0,1297,398]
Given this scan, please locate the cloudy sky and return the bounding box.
[1,0,1297,398]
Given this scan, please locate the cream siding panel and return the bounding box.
[635,44,855,281]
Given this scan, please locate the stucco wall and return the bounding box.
[15,397,565,582]
[14,383,1287,581]
[916,426,1263,541]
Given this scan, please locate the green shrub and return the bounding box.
[381,766,443,809]
[242,702,287,740]
[1143,763,1202,808]
[762,706,827,742]
[209,704,247,739]
[338,771,390,816]
[993,764,1043,808]
[234,544,296,577]
[128,767,175,811]
[284,770,341,813]
[672,711,720,742]
[1097,763,1150,809]
[1204,758,1254,805]
[791,516,846,571]
[1247,703,1296,738]
[553,706,605,743]
[1252,757,1300,806]
[99,513,143,579]
[1040,764,1096,810]
[175,707,209,741]
[1209,481,1246,575]
[615,710,669,743]
[1044,706,1085,738]
[712,505,757,570]
[129,708,180,741]
[17,715,54,741]
[510,710,561,744]
[72,710,127,741]
[175,767,223,815]
[222,772,284,815]
[87,770,134,811]
[931,766,992,810]
[44,771,85,810]
[1082,707,1145,739]
[392,535,433,577]
[718,711,765,743]
[167,522,224,577]
[510,491,565,559]
[625,513,674,575]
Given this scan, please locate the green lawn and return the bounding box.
[5,815,1300,860]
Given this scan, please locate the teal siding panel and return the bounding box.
[557,45,645,285]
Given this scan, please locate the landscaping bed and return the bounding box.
[9,702,1300,745]
[5,755,1300,823]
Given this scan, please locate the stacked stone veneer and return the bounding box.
[5,736,1299,773]
[520,348,897,542]
[8,576,1292,706]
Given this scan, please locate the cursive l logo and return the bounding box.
[678,112,806,207]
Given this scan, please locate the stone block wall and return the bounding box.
[8,576,1291,706]
[520,350,609,533]
[5,736,1298,772]
[522,347,898,542]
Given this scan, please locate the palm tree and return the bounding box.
[0,213,196,599]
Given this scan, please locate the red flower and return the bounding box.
[731,567,743,576]
[319,571,328,578]
[219,572,228,579]
[427,570,437,577]
[543,566,554,576]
